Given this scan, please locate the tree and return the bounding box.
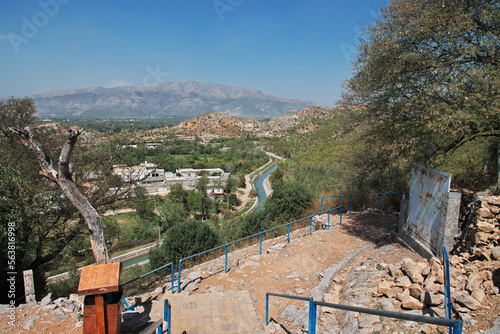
[341,0,500,181]
[195,175,210,194]
[223,177,238,194]
[1,98,111,264]
[158,201,188,229]
[263,180,313,223]
[167,183,188,208]
[148,219,220,268]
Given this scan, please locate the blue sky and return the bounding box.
[0,0,386,106]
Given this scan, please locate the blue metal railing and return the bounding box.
[121,262,174,311]
[266,292,462,334]
[321,192,408,213]
[443,247,453,334]
[177,206,343,292]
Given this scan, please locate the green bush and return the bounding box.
[149,220,221,269]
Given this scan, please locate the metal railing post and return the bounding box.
[177,260,182,293]
[340,206,343,226]
[287,223,290,243]
[170,263,174,293]
[321,196,324,212]
[308,298,316,334]
[378,194,381,210]
[443,247,452,334]
[327,210,330,229]
[259,233,263,255]
[349,195,353,212]
[164,299,171,334]
[453,321,463,334]
[265,293,269,326]
[225,245,229,273]
[309,217,312,236]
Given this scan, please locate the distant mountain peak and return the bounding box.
[27,81,317,119]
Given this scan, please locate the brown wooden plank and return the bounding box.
[78,263,121,295]
[94,295,106,334]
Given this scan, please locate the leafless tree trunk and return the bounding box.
[6,126,110,264]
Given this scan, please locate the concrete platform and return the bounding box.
[153,290,266,334]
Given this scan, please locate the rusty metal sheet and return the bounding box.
[407,165,451,252]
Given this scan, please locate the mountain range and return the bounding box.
[23,81,318,120]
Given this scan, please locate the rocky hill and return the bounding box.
[24,81,316,120]
[168,106,338,138]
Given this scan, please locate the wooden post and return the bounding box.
[95,295,106,334]
[23,270,36,304]
[78,263,122,334]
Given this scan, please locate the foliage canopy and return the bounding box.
[341,0,500,173]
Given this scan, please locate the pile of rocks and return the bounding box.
[468,195,500,260]
[373,195,500,329]
[21,293,84,330]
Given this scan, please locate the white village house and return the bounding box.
[113,162,230,195]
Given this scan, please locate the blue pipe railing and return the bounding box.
[321,192,408,212]
[177,206,343,292]
[164,299,171,334]
[443,247,453,334]
[121,262,174,311]
[266,292,462,334]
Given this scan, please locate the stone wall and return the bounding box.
[453,193,500,258]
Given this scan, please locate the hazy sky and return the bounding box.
[0,0,386,106]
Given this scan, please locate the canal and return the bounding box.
[122,163,278,267]
[254,163,277,211]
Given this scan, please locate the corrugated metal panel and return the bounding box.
[407,165,451,252]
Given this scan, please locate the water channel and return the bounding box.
[254,163,277,211]
[122,164,277,268]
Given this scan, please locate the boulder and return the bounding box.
[455,294,481,311]
[388,265,403,279]
[40,293,52,308]
[53,297,67,308]
[401,295,423,310]
[474,247,492,260]
[409,284,424,299]
[396,276,412,288]
[474,231,491,244]
[420,292,444,306]
[22,315,40,330]
[477,221,495,233]
[401,258,424,284]
[479,207,495,219]
[187,271,202,282]
[491,247,500,260]
[377,280,393,296]
[471,289,486,303]
[396,289,409,302]
[466,273,483,293]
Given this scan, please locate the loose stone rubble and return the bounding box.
[327,194,500,333]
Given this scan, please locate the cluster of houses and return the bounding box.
[113,161,231,195]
